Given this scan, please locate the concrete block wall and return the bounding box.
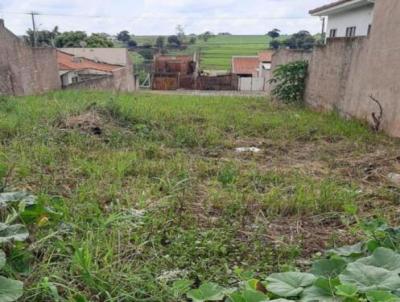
[270,0,400,137]
[0,19,61,96]
[305,38,369,112]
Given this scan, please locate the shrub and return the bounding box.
[270,61,308,104]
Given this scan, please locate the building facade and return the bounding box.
[310,0,375,38]
[152,54,199,90]
[58,48,137,92]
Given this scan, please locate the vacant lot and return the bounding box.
[1,91,400,301]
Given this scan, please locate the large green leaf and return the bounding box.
[172,279,193,297]
[266,272,316,298]
[187,283,227,302]
[366,290,400,302]
[335,284,358,298]
[0,250,5,270]
[227,290,269,302]
[0,276,23,302]
[339,263,400,293]
[311,258,347,279]
[227,292,246,302]
[0,223,29,244]
[301,286,342,302]
[301,278,341,302]
[328,243,364,257]
[356,248,400,273]
[0,192,37,207]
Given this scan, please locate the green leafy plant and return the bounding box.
[0,191,40,301]
[270,61,308,104]
[184,221,400,302]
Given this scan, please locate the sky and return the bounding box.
[0,0,329,36]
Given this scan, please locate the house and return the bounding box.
[57,51,121,86]
[0,19,60,96]
[232,56,260,78]
[232,51,272,78]
[58,48,137,92]
[310,0,375,39]
[231,51,272,92]
[152,54,199,90]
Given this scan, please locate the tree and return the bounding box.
[55,31,88,47]
[167,35,181,47]
[127,39,137,48]
[86,33,114,48]
[189,36,197,44]
[142,43,152,49]
[199,31,214,42]
[138,49,154,60]
[176,25,185,42]
[24,26,59,47]
[54,31,113,48]
[270,39,281,50]
[155,36,165,49]
[283,30,315,50]
[267,28,281,39]
[117,30,131,43]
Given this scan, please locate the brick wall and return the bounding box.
[0,19,61,96]
[196,75,238,91]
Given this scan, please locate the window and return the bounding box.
[329,29,337,38]
[345,26,356,37]
[262,62,271,70]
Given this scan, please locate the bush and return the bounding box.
[270,61,308,104]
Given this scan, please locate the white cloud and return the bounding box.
[0,0,328,35]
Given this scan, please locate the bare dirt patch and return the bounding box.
[58,110,104,136]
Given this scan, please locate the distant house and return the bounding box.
[232,56,260,78]
[57,48,137,92]
[231,51,272,92]
[152,54,199,90]
[232,51,272,78]
[310,0,375,39]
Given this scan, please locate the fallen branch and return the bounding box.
[369,95,383,131]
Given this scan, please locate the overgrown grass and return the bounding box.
[0,91,399,301]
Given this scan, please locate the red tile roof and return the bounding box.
[57,50,121,72]
[309,0,353,14]
[232,57,259,75]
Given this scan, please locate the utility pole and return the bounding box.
[29,12,39,47]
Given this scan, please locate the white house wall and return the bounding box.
[327,4,374,37]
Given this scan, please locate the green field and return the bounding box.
[1,91,400,301]
[133,35,272,70]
